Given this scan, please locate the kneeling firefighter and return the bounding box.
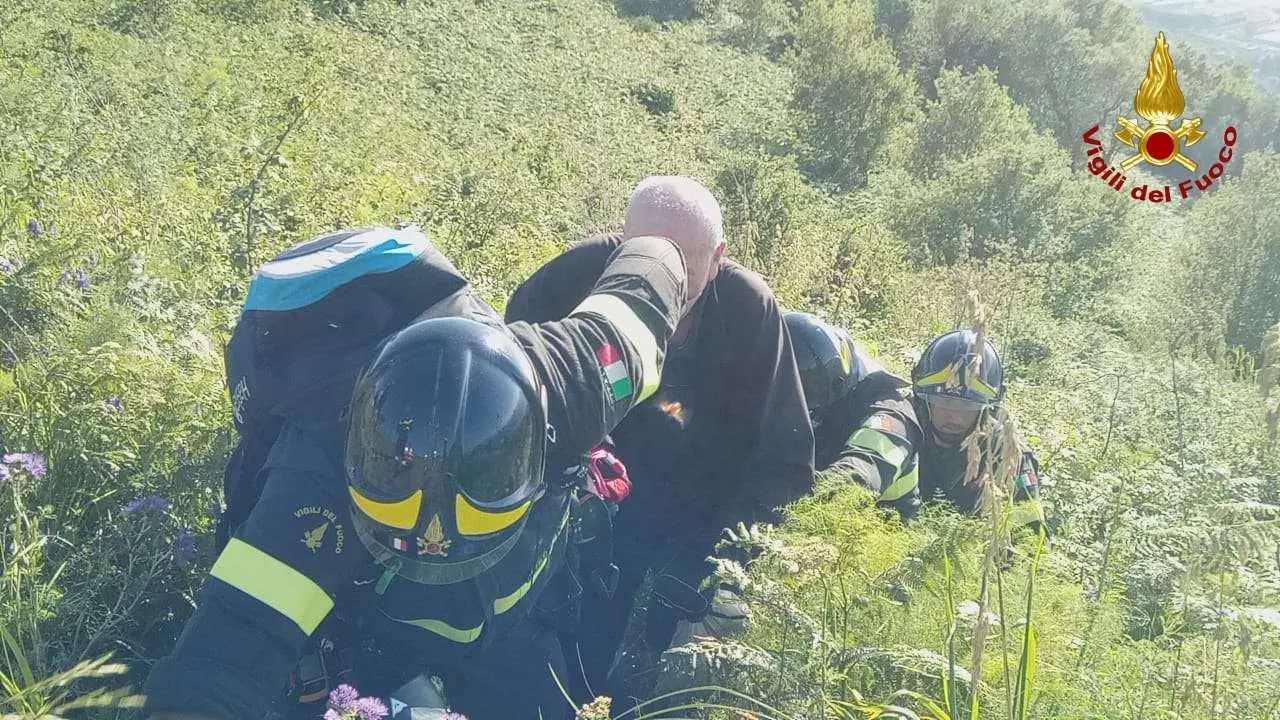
[143,224,694,720]
[785,311,924,518]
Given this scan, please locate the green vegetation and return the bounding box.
[1,0,1278,717]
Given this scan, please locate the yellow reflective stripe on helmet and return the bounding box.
[880,464,918,502]
[455,494,531,536]
[846,428,909,470]
[572,293,660,403]
[966,373,999,399]
[1009,498,1046,530]
[838,338,852,375]
[349,487,422,531]
[390,616,484,644]
[493,503,571,615]
[210,538,334,635]
[914,365,954,389]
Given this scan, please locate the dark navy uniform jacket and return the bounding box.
[142,236,689,720]
[811,355,924,518]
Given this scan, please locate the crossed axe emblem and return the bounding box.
[1114,116,1205,172]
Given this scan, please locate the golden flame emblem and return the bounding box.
[1114,32,1205,171]
[417,513,451,557]
[302,521,329,553]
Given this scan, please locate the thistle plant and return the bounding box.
[324,684,390,720]
[325,684,473,720]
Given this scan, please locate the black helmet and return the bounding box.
[784,311,857,417]
[911,329,1004,447]
[345,316,549,586]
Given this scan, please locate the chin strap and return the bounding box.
[375,558,403,595]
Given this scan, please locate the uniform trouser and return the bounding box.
[559,526,717,712]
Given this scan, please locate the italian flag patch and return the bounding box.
[391,537,409,552]
[869,414,895,433]
[596,344,633,402]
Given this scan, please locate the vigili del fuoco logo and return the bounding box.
[1081,32,1238,204]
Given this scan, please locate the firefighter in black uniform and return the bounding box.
[142,233,693,720]
[909,329,1047,534]
[784,311,923,517]
[503,178,814,706]
[785,316,1046,533]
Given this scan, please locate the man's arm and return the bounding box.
[817,390,923,517]
[504,234,623,324]
[143,427,361,720]
[508,235,688,470]
[708,267,815,528]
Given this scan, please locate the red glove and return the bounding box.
[587,445,631,503]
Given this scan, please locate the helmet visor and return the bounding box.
[922,393,984,444]
[345,339,546,512]
[453,359,544,507]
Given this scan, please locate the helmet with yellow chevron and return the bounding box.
[344,315,550,586]
[910,329,1004,447]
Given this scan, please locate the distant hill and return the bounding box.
[1130,0,1280,92]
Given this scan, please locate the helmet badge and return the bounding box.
[417,514,451,557]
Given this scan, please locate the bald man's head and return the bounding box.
[623,176,726,303]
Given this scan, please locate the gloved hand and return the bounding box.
[714,521,772,568]
[586,443,630,503]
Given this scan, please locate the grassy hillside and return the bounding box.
[1,0,1278,718]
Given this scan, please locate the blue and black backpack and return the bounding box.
[214,224,470,553]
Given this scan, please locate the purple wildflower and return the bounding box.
[26,219,42,237]
[2,452,47,480]
[106,396,123,414]
[354,697,388,720]
[123,494,169,515]
[175,527,196,567]
[328,685,360,714]
[2,346,15,370]
[323,711,342,720]
[75,269,91,290]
